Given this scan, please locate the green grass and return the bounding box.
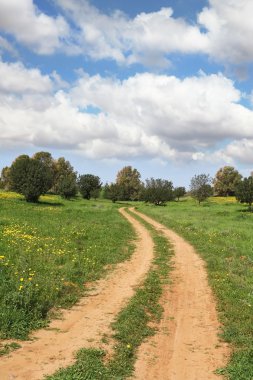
[137,197,253,380]
[0,192,134,339]
[46,208,173,380]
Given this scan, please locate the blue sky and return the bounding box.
[0,0,253,187]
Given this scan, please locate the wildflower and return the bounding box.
[126,344,131,349]
[20,278,24,282]
[19,285,23,291]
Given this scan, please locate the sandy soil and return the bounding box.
[0,208,154,380]
[131,208,230,380]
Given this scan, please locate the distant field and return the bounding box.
[0,192,134,339]
[138,197,253,379]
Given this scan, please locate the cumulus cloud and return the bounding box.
[0,60,52,94]
[0,0,69,54]
[56,0,208,66]
[198,0,253,64]
[0,63,253,165]
[56,0,253,67]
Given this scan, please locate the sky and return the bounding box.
[0,0,253,188]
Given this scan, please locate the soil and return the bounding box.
[0,208,154,380]
[131,208,230,380]
[0,207,229,380]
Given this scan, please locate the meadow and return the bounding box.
[138,197,253,380]
[0,191,134,340]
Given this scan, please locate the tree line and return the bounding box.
[0,152,253,209]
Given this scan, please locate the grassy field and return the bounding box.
[0,191,134,340]
[138,197,253,380]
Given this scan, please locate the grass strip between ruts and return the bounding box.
[46,208,173,380]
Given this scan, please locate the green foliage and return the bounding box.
[0,193,133,339]
[78,174,102,200]
[173,186,186,201]
[214,166,242,196]
[190,173,213,204]
[103,183,120,203]
[235,176,253,210]
[143,177,174,205]
[0,166,12,190]
[53,157,77,197]
[116,166,142,201]
[9,155,53,202]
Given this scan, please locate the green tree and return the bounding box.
[9,155,53,202]
[78,174,102,200]
[53,157,77,196]
[116,166,142,201]
[103,183,121,203]
[174,186,186,201]
[0,166,12,190]
[143,178,174,205]
[190,174,213,204]
[213,166,242,196]
[235,177,253,211]
[57,172,77,199]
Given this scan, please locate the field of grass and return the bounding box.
[0,191,134,340]
[138,197,253,380]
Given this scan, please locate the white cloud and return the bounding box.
[0,0,69,54]
[56,0,208,66]
[198,0,253,64]
[0,60,52,94]
[0,36,17,56]
[1,65,253,165]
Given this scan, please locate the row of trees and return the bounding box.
[0,154,253,208]
[0,152,102,202]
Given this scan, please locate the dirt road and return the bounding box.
[0,208,154,380]
[131,208,229,380]
[0,207,229,380]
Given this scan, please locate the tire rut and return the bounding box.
[130,208,230,380]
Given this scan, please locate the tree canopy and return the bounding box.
[235,176,253,211]
[78,174,102,200]
[213,166,242,196]
[142,178,174,205]
[9,155,53,202]
[116,166,142,201]
[190,174,213,204]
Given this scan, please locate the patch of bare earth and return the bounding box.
[131,208,230,380]
[0,208,154,380]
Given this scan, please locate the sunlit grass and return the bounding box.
[0,194,134,339]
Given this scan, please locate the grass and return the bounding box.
[0,191,134,339]
[46,208,173,380]
[137,197,253,380]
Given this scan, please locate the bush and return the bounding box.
[9,156,53,202]
[235,176,253,211]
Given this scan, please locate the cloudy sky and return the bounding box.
[0,0,253,186]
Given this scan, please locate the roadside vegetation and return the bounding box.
[0,191,133,339]
[138,197,253,380]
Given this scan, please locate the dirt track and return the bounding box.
[0,207,229,380]
[131,208,229,380]
[0,208,154,380]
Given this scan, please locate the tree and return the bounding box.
[78,174,102,200]
[9,155,53,202]
[103,183,120,203]
[213,166,242,196]
[190,174,213,204]
[143,178,174,205]
[53,157,77,196]
[235,177,253,211]
[174,186,186,201]
[0,166,12,190]
[116,166,142,201]
[56,172,77,199]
